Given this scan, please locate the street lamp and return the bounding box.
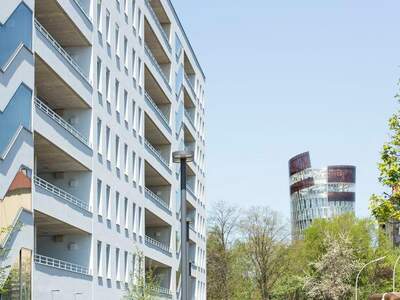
[173,150,194,300]
[355,256,386,300]
[393,253,400,291]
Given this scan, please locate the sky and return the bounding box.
[172,0,400,219]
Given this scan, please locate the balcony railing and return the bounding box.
[184,110,196,131]
[34,19,91,85]
[34,253,90,275]
[144,43,171,91]
[144,0,171,52]
[34,176,90,212]
[144,92,171,133]
[145,235,171,253]
[72,0,92,23]
[144,139,172,174]
[145,187,171,212]
[186,185,196,200]
[149,285,173,298]
[34,97,90,146]
[184,74,196,99]
[188,222,195,233]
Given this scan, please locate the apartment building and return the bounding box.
[0,0,206,299]
[289,152,355,240]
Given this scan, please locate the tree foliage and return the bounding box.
[370,97,400,223]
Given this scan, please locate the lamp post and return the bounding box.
[173,150,194,300]
[393,254,400,292]
[355,256,385,300]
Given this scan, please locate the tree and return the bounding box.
[207,200,238,300]
[370,97,400,223]
[240,207,289,300]
[303,233,359,300]
[124,250,159,300]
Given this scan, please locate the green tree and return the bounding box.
[124,251,159,300]
[370,97,400,223]
[303,233,360,300]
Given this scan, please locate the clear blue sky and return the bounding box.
[172,0,400,218]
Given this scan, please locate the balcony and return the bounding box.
[145,91,171,133]
[35,20,91,86]
[144,113,172,175]
[34,211,92,299]
[35,0,92,46]
[145,256,173,298]
[34,97,90,146]
[144,0,171,53]
[145,162,172,218]
[145,44,171,91]
[34,253,89,276]
[145,235,171,254]
[145,187,170,213]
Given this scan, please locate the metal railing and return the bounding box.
[34,19,91,85]
[144,0,171,52]
[34,253,89,275]
[34,97,90,146]
[144,44,171,90]
[144,92,171,133]
[186,185,196,199]
[34,176,90,212]
[184,74,196,99]
[145,235,171,253]
[144,139,171,173]
[72,0,92,23]
[149,285,172,297]
[184,110,196,130]
[188,222,195,233]
[145,187,170,212]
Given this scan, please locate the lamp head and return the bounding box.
[172,150,194,163]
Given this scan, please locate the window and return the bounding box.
[131,0,136,29]
[97,179,102,215]
[97,58,102,91]
[105,244,111,279]
[138,157,142,186]
[123,37,128,68]
[115,23,120,56]
[137,107,142,136]
[137,57,142,87]
[106,185,111,220]
[124,0,128,15]
[132,49,137,81]
[124,251,129,282]
[97,240,102,276]
[132,99,136,131]
[106,126,111,161]
[115,135,120,169]
[97,0,102,32]
[115,79,120,112]
[106,10,111,44]
[137,8,142,39]
[97,118,102,154]
[115,248,120,281]
[124,90,129,122]
[137,206,142,235]
[132,202,136,233]
[105,68,111,101]
[131,253,136,279]
[124,197,128,228]
[132,151,137,182]
[124,143,128,175]
[115,191,120,225]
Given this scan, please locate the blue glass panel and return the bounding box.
[175,33,182,61]
[175,64,183,97]
[175,100,184,134]
[0,84,32,153]
[0,3,32,67]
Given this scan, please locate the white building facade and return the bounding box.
[0,0,206,299]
